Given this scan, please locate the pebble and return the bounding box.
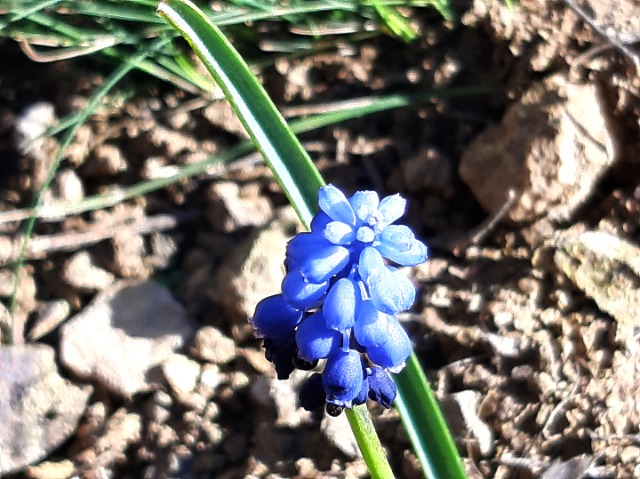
[0,344,92,474]
[62,251,114,292]
[60,280,195,396]
[191,326,236,365]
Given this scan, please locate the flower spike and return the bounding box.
[250,185,428,414]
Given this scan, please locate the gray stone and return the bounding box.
[60,280,195,396]
[212,206,301,319]
[0,344,92,474]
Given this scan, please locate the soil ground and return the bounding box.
[1,0,640,478]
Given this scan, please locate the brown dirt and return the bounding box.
[1,0,640,478]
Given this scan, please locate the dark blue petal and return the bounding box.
[353,300,391,348]
[377,225,428,266]
[281,270,328,310]
[353,377,370,406]
[365,317,412,371]
[323,277,361,332]
[318,185,356,226]
[295,311,341,361]
[310,211,332,233]
[322,349,364,408]
[251,294,303,340]
[367,367,397,408]
[263,336,296,380]
[286,233,350,283]
[323,221,356,245]
[299,373,326,411]
[349,191,379,223]
[373,194,406,230]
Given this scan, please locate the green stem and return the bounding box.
[395,353,466,478]
[346,405,395,479]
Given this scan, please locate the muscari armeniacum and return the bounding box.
[251,185,428,416]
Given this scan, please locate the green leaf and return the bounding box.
[395,353,467,478]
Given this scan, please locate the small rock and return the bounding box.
[191,326,236,365]
[459,75,618,227]
[553,229,640,351]
[206,181,272,232]
[25,459,75,479]
[212,206,301,318]
[320,412,361,459]
[60,280,195,396]
[109,229,147,278]
[62,251,115,292]
[27,299,71,341]
[52,168,84,204]
[85,143,126,176]
[0,344,92,474]
[163,353,201,397]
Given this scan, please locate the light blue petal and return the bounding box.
[281,270,329,310]
[377,225,428,266]
[295,311,341,361]
[251,294,302,340]
[374,194,406,230]
[349,191,379,223]
[322,349,364,408]
[390,268,417,310]
[318,185,356,226]
[356,225,375,243]
[365,317,411,371]
[323,278,361,331]
[359,248,407,314]
[358,246,386,281]
[323,221,356,245]
[354,301,391,348]
[287,232,350,283]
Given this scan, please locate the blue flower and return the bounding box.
[251,185,428,415]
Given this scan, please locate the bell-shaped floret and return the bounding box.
[323,221,356,245]
[322,349,364,408]
[281,270,328,310]
[377,225,428,266]
[367,367,397,408]
[286,233,350,283]
[372,194,406,231]
[318,185,356,226]
[251,294,302,340]
[295,311,341,362]
[389,267,417,310]
[263,336,296,380]
[353,376,370,406]
[365,316,412,371]
[359,247,413,314]
[349,191,379,223]
[323,277,361,332]
[299,373,326,411]
[353,300,391,348]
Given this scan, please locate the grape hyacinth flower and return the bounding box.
[251,185,428,416]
